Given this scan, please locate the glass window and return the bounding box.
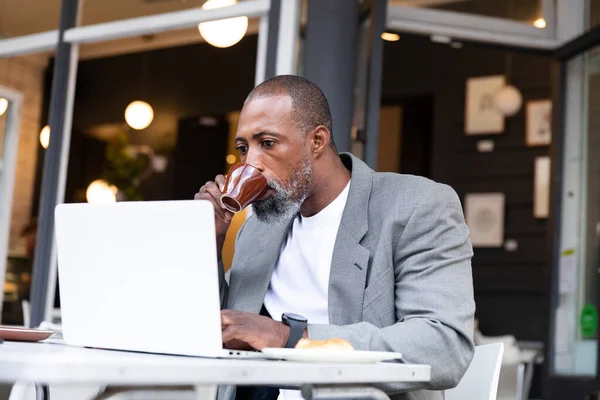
[0,57,47,325]
[79,0,254,27]
[76,0,260,59]
[80,0,203,25]
[78,16,260,60]
[68,24,260,268]
[389,0,543,25]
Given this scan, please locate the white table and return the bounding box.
[0,341,431,400]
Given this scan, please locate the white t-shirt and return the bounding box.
[264,181,351,400]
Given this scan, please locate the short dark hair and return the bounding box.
[245,75,335,148]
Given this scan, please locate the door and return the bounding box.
[545,20,600,400]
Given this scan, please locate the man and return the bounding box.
[195,75,475,400]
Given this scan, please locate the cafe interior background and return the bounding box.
[2,0,600,398]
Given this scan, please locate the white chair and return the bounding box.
[445,343,504,400]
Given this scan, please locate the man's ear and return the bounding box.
[310,126,331,156]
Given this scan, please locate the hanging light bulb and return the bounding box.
[226,154,237,165]
[39,125,50,149]
[493,85,523,117]
[86,179,118,204]
[381,32,400,42]
[198,0,248,48]
[534,18,546,29]
[125,100,154,130]
[0,98,8,116]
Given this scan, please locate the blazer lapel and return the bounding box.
[328,153,373,326]
[227,219,292,313]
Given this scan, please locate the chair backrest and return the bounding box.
[445,343,504,400]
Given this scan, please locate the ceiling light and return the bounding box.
[534,18,546,29]
[86,179,118,204]
[198,0,249,48]
[0,98,8,116]
[125,101,154,130]
[226,154,237,165]
[493,85,523,116]
[40,125,50,149]
[381,32,400,42]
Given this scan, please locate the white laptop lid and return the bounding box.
[54,200,223,356]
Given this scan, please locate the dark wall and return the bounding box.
[64,131,108,203]
[171,116,230,200]
[382,35,553,341]
[382,95,434,177]
[73,35,257,136]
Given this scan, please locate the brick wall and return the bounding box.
[0,54,48,254]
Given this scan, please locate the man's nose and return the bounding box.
[245,150,265,172]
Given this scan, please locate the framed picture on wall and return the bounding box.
[526,99,552,146]
[534,156,551,219]
[464,192,505,247]
[464,75,506,135]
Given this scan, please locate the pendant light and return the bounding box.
[0,98,8,116]
[125,52,154,130]
[493,52,522,117]
[493,0,522,117]
[86,179,117,204]
[198,0,248,48]
[39,125,50,149]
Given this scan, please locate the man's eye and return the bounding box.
[262,140,275,148]
[236,145,248,154]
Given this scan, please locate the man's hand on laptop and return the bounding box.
[194,175,234,254]
[221,310,295,350]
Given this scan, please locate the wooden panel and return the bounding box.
[377,105,402,173]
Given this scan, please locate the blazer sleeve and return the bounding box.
[218,258,228,310]
[307,183,475,392]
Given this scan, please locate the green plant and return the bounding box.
[102,132,146,201]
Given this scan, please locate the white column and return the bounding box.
[556,0,587,42]
[44,41,80,323]
[275,0,301,75]
[255,14,269,86]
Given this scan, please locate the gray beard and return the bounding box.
[252,157,312,224]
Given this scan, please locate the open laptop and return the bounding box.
[54,200,265,359]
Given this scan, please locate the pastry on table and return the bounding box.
[294,338,354,351]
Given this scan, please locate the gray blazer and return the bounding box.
[217,153,475,400]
